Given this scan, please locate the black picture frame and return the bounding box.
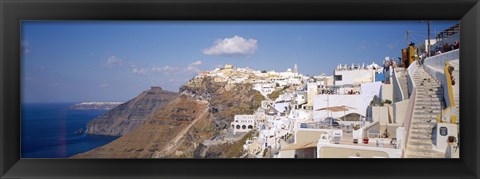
[1,0,479,178]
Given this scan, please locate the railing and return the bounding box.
[424,49,459,72]
[361,121,379,138]
[402,60,419,157]
[406,61,419,97]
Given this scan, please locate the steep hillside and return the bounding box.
[181,77,264,132]
[85,87,178,136]
[74,96,210,158]
[74,77,265,158]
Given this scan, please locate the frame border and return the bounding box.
[1,0,479,178]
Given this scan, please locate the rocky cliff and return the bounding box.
[180,77,264,132]
[75,96,210,158]
[85,86,178,136]
[74,77,265,158]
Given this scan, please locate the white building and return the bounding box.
[333,63,377,86]
[253,83,276,95]
[231,115,255,134]
[313,81,382,121]
[306,77,318,107]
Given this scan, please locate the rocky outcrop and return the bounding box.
[74,96,211,158]
[74,78,265,158]
[85,87,178,136]
[181,77,264,131]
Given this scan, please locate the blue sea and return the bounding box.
[21,103,119,158]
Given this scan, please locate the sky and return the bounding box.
[21,21,458,103]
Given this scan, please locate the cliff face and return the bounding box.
[181,77,264,132]
[75,96,210,158]
[85,87,178,136]
[75,78,264,158]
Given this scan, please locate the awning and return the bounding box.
[315,105,356,112]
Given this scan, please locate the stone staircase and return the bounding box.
[404,67,445,158]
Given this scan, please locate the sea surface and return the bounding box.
[21,103,119,158]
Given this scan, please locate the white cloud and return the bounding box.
[190,60,203,65]
[98,83,110,88]
[186,60,203,73]
[203,35,258,56]
[132,67,150,75]
[105,56,124,68]
[132,61,203,76]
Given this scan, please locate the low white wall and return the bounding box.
[424,49,459,71]
[392,69,404,102]
[403,60,419,156]
[407,61,419,96]
[317,143,402,158]
[380,84,393,102]
[393,100,409,124]
[433,123,458,153]
[372,106,391,125]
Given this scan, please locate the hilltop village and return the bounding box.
[183,24,460,158]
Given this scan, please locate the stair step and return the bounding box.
[410,135,432,142]
[413,106,441,112]
[417,83,440,86]
[411,126,434,131]
[414,109,441,112]
[411,122,436,127]
[407,146,434,152]
[412,118,436,122]
[411,130,432,135]
[408,141,432,146]
[411,123,435,128]
[426,91,444,95]
[414,112,440,117]
[415,106,442,110]
[413,115,437,119]
[415,100,443,104]
[413,117,436,121]
[415,102,442,106]
[417,88,441,91]
[405,151,444,158]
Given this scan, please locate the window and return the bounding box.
[242,125,246,129]
[334,75,342,81]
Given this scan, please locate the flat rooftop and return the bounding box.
[336,131,397,149]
